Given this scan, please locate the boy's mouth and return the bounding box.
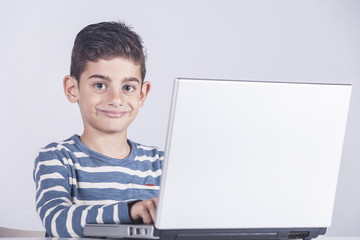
[99,109,129,118]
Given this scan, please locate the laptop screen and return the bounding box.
[156,78,351,230]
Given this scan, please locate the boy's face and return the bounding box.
[65,57,150,135]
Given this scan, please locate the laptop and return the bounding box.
[84,78,352,240]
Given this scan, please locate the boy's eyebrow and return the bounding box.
[88,75,140,84]
[88,74,111,82]
[123,77,140,84]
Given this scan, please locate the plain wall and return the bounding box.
[0,0,359,237]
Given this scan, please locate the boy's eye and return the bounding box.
[123,85,135,92]
[94,83,106,89]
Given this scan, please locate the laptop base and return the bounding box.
[84,224,326,240]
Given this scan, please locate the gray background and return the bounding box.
[0,0,359,237]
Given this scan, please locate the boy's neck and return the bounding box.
[80,130,131,159]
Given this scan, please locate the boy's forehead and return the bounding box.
[81,57,142,80]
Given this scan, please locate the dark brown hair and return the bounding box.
[70,21,146,82]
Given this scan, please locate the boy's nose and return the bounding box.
[107,88,125,107]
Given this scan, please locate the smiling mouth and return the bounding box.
[99,110,129,118]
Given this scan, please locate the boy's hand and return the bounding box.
[130,197,158,224]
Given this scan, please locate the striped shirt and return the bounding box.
[33,134,164,237]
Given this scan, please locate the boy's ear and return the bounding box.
[139,81,151,107]
[63,75,80,103]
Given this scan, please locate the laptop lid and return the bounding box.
[155,78,351,230]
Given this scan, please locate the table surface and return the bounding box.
[319,238,360,240]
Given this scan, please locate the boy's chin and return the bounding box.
[100,127,128,135]
[99,124,131,135]
[84,120,133,136]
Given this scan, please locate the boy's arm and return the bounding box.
[34,151,133,237]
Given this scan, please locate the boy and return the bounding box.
[33,21,163,237]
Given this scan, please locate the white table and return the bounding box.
[318,237,360,240]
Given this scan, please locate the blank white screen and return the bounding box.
[156,79,351,229]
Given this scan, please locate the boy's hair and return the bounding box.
[70,21,146,82]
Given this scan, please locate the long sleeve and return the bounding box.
[33,136,163,238]
[34,149,133,237]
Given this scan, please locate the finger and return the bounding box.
[141,209,153,224]
[148,200,157,222]
[153,197,158,207]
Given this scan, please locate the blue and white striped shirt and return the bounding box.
[33,134,164,237]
